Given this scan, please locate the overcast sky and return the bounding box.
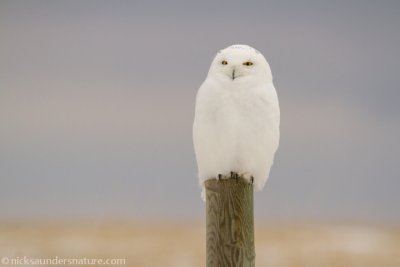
[0,0,399,222]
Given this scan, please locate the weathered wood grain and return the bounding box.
[205,176,255,267]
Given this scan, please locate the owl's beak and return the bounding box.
[231,68,236,80]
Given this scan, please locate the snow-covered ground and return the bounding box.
[0,222,399,267]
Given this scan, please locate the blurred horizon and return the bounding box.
[1,1,399,223]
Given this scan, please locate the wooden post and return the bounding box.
[205,175,255,267]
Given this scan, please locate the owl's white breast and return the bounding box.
[193,77,280,192]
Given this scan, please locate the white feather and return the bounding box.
[193,44,280,200]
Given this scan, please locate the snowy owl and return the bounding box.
[193,44,280,199]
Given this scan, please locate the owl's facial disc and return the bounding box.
[208,44,273,83]
[217,53,257,81]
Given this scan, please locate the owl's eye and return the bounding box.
[243,61,253,66]
[221,60,228,65]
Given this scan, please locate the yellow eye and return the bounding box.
[221,60,228,65]
[243,61,253,66]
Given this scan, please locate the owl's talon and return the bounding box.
[251,176,254,184]
[217,174,222,181]
[230,172,239,182]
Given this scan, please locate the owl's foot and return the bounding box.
[238,172,254,185]
[217,174,222,181]
[230,171,239,182]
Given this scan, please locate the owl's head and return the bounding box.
[208,44,273,84]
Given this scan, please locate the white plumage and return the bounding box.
[193,44,280,199]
